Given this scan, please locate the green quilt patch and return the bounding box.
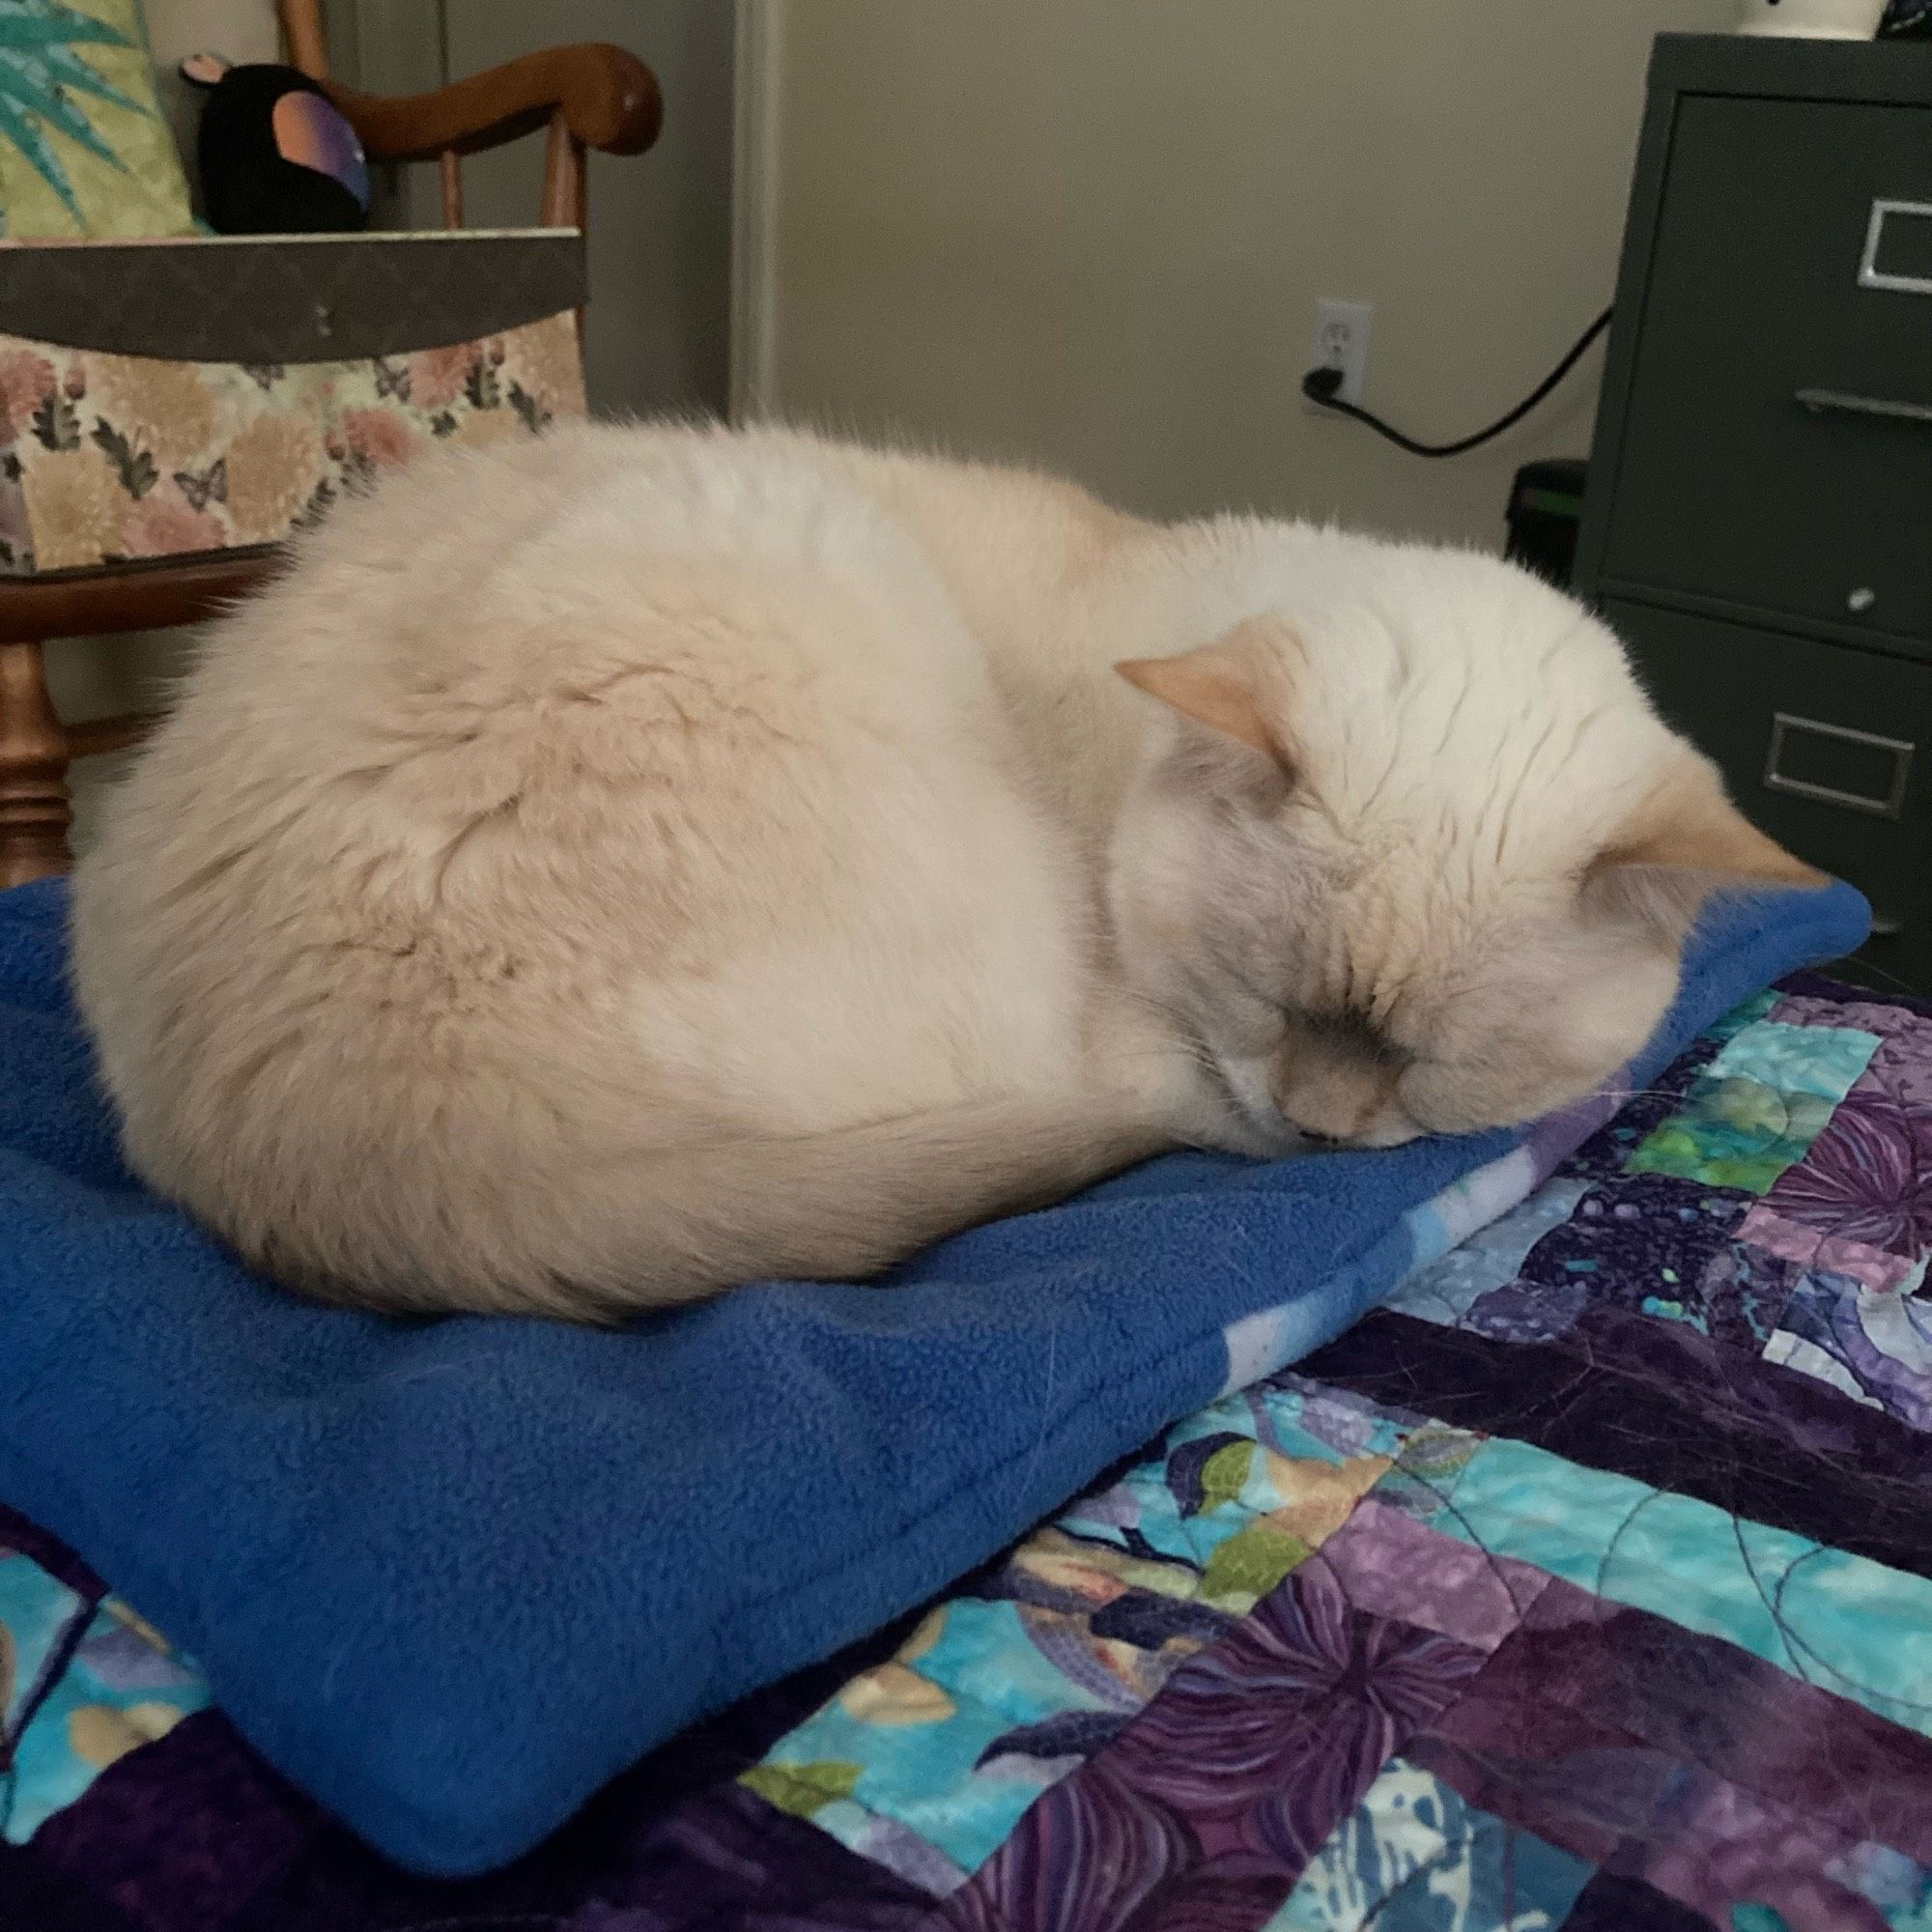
[1625,1019,1879,1192]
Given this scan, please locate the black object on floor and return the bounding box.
[1504,456,1588,589]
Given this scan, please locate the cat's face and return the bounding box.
[1112,550,1818,1151]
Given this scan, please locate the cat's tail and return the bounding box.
[270,1098,1173,1321]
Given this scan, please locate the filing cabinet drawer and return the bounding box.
[1604,599,1929,991]
[1599,97,1932,648]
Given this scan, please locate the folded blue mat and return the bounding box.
[0,875,1869,1873]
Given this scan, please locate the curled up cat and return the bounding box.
[70,423,1818,1320]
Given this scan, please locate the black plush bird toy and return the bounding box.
[180,53,371,236]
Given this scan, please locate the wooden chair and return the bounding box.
[0,0,661,889]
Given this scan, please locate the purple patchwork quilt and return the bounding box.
[5,969,1932,1931]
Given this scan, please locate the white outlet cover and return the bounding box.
[1309,298,1373,410]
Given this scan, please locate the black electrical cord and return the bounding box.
[1300,305,1613,458]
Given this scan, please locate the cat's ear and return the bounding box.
[1582,753,1822,943]
[1115,623,1293,771]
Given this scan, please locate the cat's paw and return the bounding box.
[1187,1108,1310,1162]
[1139,1057,1307,1161]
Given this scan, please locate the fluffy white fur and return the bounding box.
[71,423,1815,1318]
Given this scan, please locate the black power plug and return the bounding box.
[1297,307,1612,459]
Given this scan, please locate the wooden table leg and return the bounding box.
[0,638,73,888]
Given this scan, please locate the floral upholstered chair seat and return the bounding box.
[0,247,586,576]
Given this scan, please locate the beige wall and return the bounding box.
[759,0,1737,546]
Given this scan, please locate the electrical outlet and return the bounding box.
[1307,298,1373,411]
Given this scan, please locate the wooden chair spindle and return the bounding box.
[440,149,465,227]
[0,640,73,888]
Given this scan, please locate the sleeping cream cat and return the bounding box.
[70,423,1817,1319]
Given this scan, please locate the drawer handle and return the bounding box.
[1794,387,1932,427]
[1859,198,1932,298]
[1764,712,1915,819]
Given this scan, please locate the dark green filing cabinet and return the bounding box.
[1576,34,1932,992]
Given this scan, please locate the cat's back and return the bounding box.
[194,420,980,725]
[88,421,999,898]
[71,421,1092,1308]
[77,419,1009,1026]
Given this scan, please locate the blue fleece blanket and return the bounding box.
[0,875,1869,1874]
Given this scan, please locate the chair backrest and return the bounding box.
[276,0,329,80]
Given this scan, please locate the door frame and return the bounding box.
[730,0,784,422]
